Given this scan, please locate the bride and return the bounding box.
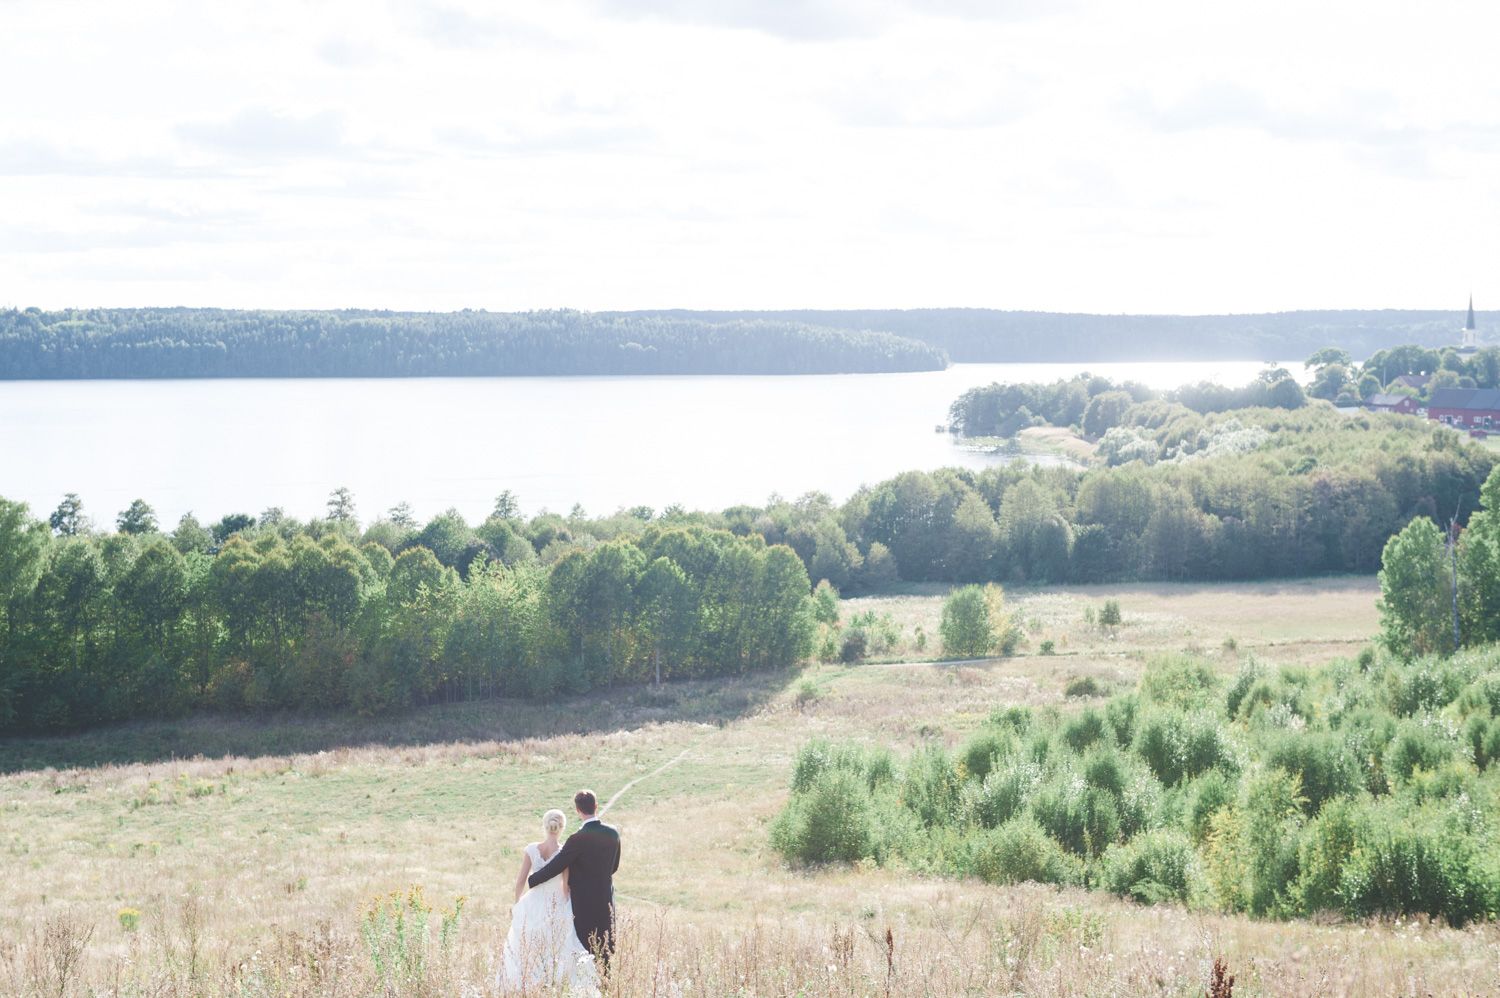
[498,809,600,993]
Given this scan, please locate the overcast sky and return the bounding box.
[2,0,1497,314]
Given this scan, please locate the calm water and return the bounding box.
[2,361,1277,526]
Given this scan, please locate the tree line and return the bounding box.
[617,308,1494,363]
[4,389,1493,734]
[0,308,947,379]
[1377,463,1500,657]
[0,492,816,735]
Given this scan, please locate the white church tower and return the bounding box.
[1461,295,1478,351]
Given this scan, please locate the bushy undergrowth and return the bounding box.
[773,648,1500,926]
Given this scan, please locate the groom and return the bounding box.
[528,789,621,966]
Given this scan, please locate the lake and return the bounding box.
[2,360,1280,527]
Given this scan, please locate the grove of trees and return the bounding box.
[0,494,817,735]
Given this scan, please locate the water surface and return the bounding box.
[1,361,1277,525]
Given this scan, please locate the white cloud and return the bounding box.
[0,0,1498,313]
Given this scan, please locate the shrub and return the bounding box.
[1184,769,1236,844]
[793,678,819,709]
[1063,674,1103,698]
[1262,730,1362,815]
[1385,660,1464,716]
[1039,639,1056,655]
[940,585,993,658]
[1103,829,1198,904]
[1082,744,1127,798]
[989,704,1033,733]
[1205,766,1305,917]
[1031,774,1120,857]
[790,738,893,794]
[964,760,1041,829]
[1117,768,1165,839]
[958,726,1018,782]
[770,768,874,864]
[1105,692,1139,748]
[1139,654,1221,710]
[1292,795,1360,915]
[965,818,1080,886]
[1134,709,1236,787]
[839,629,868,663]
[1339,804,1493,926]
[1456,671,1500,718]
[1062,707,1108,752]
[1383,719,1458,784]
[901,744,962,828]
[1098,599,1122,628]
[1225,658,1267,718]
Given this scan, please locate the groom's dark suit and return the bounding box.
[528,816,621,963]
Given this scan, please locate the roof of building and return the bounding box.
[1429,387,1500,410]
[1394,373,1431,388]
[1364,394,1413,407]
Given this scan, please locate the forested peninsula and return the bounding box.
[0,307,947,378]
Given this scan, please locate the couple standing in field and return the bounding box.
[498,789,621,994]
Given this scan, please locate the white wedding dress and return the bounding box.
[497,842,600,994]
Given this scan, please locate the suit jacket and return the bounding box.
[528,818,621,951]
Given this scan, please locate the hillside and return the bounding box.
[0,307,948,379]
[0,579,1481,998]
[622,307,1489,362]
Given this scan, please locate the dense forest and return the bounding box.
[626,309,1494,362]
[772,464,1500,925]
[1,382,1493,735]
[0,308,947,379]
[4,306,1493,379]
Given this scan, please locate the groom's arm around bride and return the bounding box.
[528,789,622,962]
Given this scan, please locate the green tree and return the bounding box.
[116,499,158,535]
[0,499,49,727]
[1082,390,1134,438]
[171,512,213,555]
[327,487,357,524]
[638,556,694,686]
[940,584,993,658]
[388,501,417,528]
[1378,517,1454,657]
[49,493,87,536]
[491,491,521,521]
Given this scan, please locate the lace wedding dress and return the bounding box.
[497,842,600,993]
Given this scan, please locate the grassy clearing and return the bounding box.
[842,575,1380,668]
[2,578,1482,997]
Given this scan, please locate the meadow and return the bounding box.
[3,577,1497,997]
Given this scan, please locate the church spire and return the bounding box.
[1468,294,1476,330]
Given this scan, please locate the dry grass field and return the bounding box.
[3,577,1493,997]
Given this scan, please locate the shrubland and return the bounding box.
[773,645,1500,927]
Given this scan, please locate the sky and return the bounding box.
[2,0,1498,315]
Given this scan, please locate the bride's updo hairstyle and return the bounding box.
[542,809,566,836]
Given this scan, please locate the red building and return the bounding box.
[1428,388,1500,430]
[1363,393,1420,415]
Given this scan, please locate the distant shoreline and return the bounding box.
[0,305,1488,379]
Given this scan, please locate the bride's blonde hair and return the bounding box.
[542,809,566,836]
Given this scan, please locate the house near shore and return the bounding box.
[1428,387,1500,432]
[1363,393,1420,415]
[1393,373,1431,391]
